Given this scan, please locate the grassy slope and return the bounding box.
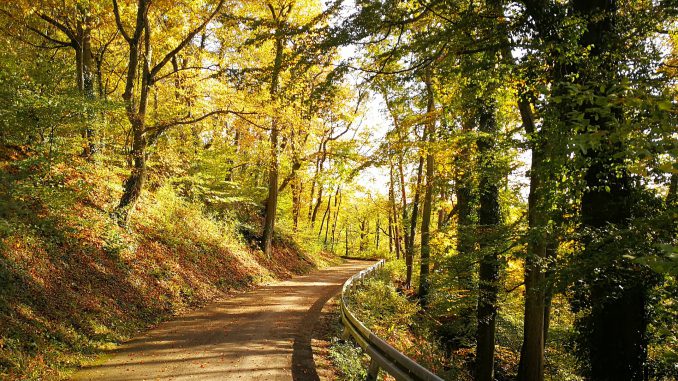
[0,147,339,380]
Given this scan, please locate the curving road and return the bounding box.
[71,260,369,381]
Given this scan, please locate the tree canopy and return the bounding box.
[0,0,676,380]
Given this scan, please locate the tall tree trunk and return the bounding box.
[319,193,331,238]
[113,0,151,225]
[375,219,380,250]
[359,218,367,252]
[80,17,97,158]
[517,119,548,381]
[309,142,327,225]
[419,73,435,307]
[474,99,502,381]
[388,154,401,259]
[331,188,341,251]
[388,212,394,255]
[307,153,320,221]
[407,147,425,288]
[571,2,653,380]
[262,32,284,257]
[397,155,414,287]
[451,94,477,343]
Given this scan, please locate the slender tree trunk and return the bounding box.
[311,185,323,227]
[292,176,302,231]
[407,147,425,288]
[331,189,341,251]
[388,155,401,259]
[542,240,558,345]
[388,212,394,255]
[309,143,327,224]
[359,219,367,252]
[80,18,97,158]
[318,194,332,238]
[262,33,284,257]
[375,219,380,250]
[419,74,435,307]
[308,154,320,221]
[397,155,413,287]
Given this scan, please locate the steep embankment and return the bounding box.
[0,146,338,380]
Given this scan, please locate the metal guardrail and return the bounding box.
[340,260,444,381]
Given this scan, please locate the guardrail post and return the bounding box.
[341,325,350,341]
[365,358,380,381]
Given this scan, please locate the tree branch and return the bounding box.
[38,13,77,43]
[149,0,225,80]
[147,109,256,139]
[112,0,132,42]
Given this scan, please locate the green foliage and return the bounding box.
[328,338,369,381]
[347,274,419,334]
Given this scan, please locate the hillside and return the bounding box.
[0,146,338,380]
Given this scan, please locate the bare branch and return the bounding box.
[38,13,77,43]
[148,109,256,135]
[112,0,131,42]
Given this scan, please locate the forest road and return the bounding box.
[71,260,371,381]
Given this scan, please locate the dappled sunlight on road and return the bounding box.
[71,261,371,381]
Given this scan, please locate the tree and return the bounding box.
[111,0,225,225]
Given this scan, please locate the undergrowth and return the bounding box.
[0,153,338,380]
[331,258,585,381]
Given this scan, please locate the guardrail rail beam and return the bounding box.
[340,259,444,381]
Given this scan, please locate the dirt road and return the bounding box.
[71,260,370,381]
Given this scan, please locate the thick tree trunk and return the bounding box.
[115,125,147,225]
[474,100,502,381]
[517,137,548,381]
[114,0,151,226]
[450,94,478,343]
[570,2,652,380]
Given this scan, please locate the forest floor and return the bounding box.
[70,260,370,381]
